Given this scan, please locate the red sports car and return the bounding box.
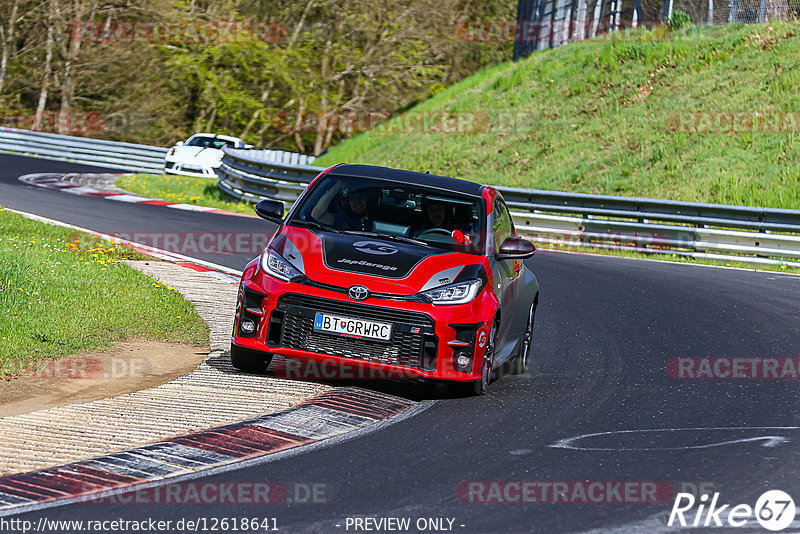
[231,164,539,394]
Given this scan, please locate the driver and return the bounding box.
[414,197,451,237]
[414,197,472,246]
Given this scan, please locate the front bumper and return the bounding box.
[231,265,494,382]
[163,159,219,178]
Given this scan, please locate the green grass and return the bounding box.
[0,208,209,380]
[315,22,800,209]
[116,174,255,215]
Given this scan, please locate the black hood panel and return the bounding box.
[322,233,449,278]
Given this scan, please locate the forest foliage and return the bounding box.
[0,0,513,152]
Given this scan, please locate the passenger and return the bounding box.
[309,180,379,231]
[337,187,380,231]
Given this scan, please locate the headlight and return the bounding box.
[261,249,302,281]
[168,148,176,156]
[421,279,482,305]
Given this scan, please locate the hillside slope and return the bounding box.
[315,22,800,209]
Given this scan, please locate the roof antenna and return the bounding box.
[425,170,430,174]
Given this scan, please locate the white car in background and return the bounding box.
[164,133,250,177]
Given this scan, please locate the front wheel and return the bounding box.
[510,301,536,375]
[230,343,273,374]
[472,320,498,395]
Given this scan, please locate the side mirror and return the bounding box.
[255,199,284,224]
[175,141,184,147]
[496,236,535,261]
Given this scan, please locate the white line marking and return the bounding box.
[549,426,800,451]
[166,203,216,212]
[106,194,159,203]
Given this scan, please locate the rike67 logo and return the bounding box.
[668,490,796,531]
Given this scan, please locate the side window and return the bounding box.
[493,199,513,253]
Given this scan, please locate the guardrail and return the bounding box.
[245,148,316,166]
[0,127,167,173]
[218,147,800,266]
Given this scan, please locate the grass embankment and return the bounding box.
[0,208,209,380]
[116,174,254,215]
[315,22,800,209]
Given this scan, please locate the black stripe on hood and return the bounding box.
[321,232,450,278]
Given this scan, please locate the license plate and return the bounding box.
[313,313,392,341]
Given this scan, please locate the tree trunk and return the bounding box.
[60,0,95,133]
[574,0,587,40]
[286,0,316,50]
[34,24,55,131]
[312,39,332,156]
[293,97,306,153]
[320,78,346,153]
[632,0,642,27]
[206,107,217,132]
[0,0,19,95]
[591,0,603,38]
[239,108,260,139]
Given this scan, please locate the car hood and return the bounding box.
[169,146,224,162]
[272,226,487,295]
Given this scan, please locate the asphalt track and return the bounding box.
[3,153,800,533]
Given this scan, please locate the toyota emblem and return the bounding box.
[348,285,370,301]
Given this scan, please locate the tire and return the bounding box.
[510,301,536,375]
[472,320,498,395]
[230,343,273,374]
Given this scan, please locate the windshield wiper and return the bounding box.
[288,219,343,234]
[342,230,427,247]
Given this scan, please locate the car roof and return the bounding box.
[327,164,485,197]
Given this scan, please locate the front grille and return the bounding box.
[273,294,437,371]
[279,294,432,327]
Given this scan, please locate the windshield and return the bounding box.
[288,175,485,255]
[185,136,236,149]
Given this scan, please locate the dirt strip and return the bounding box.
[0,261,331,475]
